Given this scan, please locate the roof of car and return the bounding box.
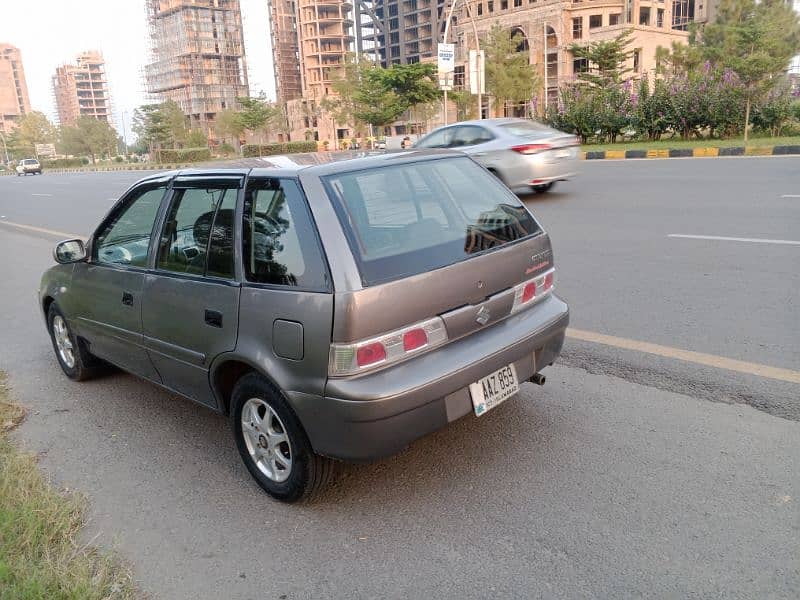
[135,149,464,184]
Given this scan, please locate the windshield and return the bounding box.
[323,156,543,286]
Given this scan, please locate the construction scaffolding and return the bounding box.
[52,51,111,127]
[145,0,249,136]
[270,0,303,103]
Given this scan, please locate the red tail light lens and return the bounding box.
[356,342,387,367]
[543,272,554,291]
[511,143,552,155]
[403,328,428,351]
[522,281,536,303]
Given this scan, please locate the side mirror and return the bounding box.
[54,239,87,264]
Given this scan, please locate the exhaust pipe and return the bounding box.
[530,373,546,386]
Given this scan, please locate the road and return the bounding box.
[0,158,798,599]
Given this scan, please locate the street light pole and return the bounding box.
[120,110,129,158]
[442,0,483,123]
[0,131,9,165]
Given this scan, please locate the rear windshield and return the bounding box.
[23,159,38,165]
[323,156,542,286]
[498,121,550,137]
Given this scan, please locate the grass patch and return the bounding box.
[0,373,138,599]
[581,135,800,152]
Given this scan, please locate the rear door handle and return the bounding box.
[122,291,134,306]
[204,309,223,328]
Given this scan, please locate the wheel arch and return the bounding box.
[210,355,286,416]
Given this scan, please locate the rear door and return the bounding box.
[141,176,243,408]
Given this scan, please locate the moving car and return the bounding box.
[413,118,579,194]
[16,158,42,175]
[39,151,569,502]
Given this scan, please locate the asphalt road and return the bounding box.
[0,158,798,599]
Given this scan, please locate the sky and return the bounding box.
[0,0,275,141]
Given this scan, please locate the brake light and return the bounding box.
[329,316,448,376]
[403,328,428,351]
[511,268,555,313]
[522,281,536,303]
[511,143,552,155]
[356,342,387,367]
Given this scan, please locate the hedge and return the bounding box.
[42,158,87,168]
[156,148,211,163]
[242,141,318,157]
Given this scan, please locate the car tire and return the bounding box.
[231,373,336,502]
[534,183,554,193]
[47,303,99,381]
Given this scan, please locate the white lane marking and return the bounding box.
[31,193,53,197]
[0,220,82,239]
[780,194,800,198]
[567,328,800,385]
[668,234,800,246]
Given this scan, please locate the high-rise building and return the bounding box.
[145,0,250,137]
[52,50,111,126]
[296,0,355,99]
[0,43,31,135]
[356,0,446,67]
[269,0,303,103]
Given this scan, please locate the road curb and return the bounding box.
[581,145,800,160]
[0,164,192,176]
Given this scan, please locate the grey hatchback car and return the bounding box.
[40,151,569,502]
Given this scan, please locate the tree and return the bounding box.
[60,117,118,164]
[132,101,186,153]
[185,129,208,148]
[237,94,283,141]
[216,108,246,147]
[483,24,538,115]
[570,29,634,88]
[6,111,57,157]
[697,0,800,141]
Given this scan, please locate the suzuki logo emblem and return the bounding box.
[476,305,491,325]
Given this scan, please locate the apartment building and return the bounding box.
[451,0,691,114]
[0,43,31,135]
[270,0,303,103]
[52,50,111,126]
[145,0,249,138]
[356,0,446,66]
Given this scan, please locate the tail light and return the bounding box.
[511,268,555,313]
[511,143,552,155]
[329,316,448,376]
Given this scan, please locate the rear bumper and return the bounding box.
[292,294,569,462]
[500,151,579,190]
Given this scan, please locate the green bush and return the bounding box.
[156,147,212,163]
[42,158,85,168]
[218,143,235,157]
[242,141,318,157]
[113,155,124,163]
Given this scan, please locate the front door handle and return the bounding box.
[121,291,134,306]
[204,309,223,328]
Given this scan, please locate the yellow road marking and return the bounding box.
[567,328,800,385]
[3,219,798,385]
[0,220,83,239]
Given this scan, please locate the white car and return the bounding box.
[16,158,42,175]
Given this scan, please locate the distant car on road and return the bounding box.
[39,151,568,502]
[414,118,579,194]
[16,158,42,176]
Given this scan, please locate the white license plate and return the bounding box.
[469,364,519,416]
[556,148,573,158]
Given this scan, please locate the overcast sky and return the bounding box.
[0,0,275,141]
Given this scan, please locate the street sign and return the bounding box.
[35,143,56,157]
[437,43,455,77]
[469,50,485,95]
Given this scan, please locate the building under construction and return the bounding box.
[269,0,303,104]
[0,43,31,136]
[52,50,111,126]
[145,0,249,138]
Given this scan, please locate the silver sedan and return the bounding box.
[413,118,579,193]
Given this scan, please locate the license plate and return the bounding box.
[556,148,573,158]
[469,364,519,416]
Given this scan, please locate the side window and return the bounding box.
[416,127,455,148]
[157,187,236,279]
[452,126,493,147]
[242,178,328,289]
[94,185,166,267]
